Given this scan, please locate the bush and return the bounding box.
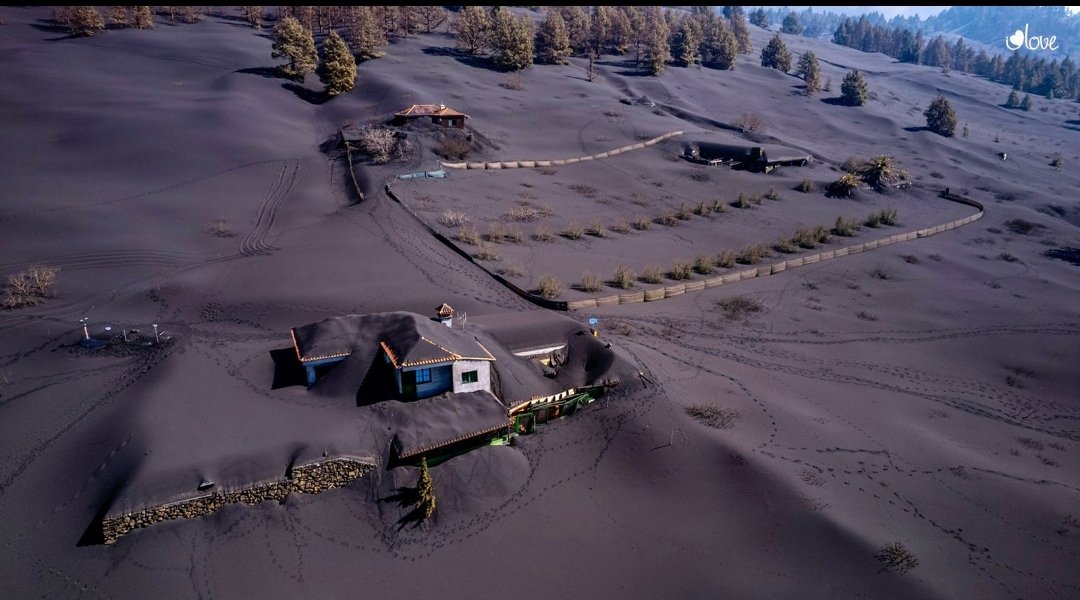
[764,187,781,201]
[610,220,631,234]
[206,218,235,238]
[587,220,607,238]
[875,543,918,574]
[879,208,899,226]
[613,265,635,289]
[812,225,831,244]
[796,179,815,194]
[774,237,799,254]
[737,243,770,265]
[694,254,716,274]
[433,135,471,160]
[578,272,603,292]
[358,128,398,164]
[641,266,664,284]
[717,250,737,268]
[858,155,908,190]
[537,274,562,299]
[694,201,714,217]
[686,404,741,429]
[473,244,500,261]
[677,204,693,220]
[924,95,958,137]
[455,224,482,245]
[793,227,818,249]
[503,225,523,243]
[864,212,882,228]
[562,222,584,239]
[498,261,524,277]
[439,210,470,227]
[828,173,861,198]
[632,216,651,230]
[2,266,59,309]
[1051,155,1064,170]
[833,216,858,236]
[417,458,437,521]
[716,296,763,319]
[499,74,525,90]
[655,211,678,226]
[532,224,556,241]
[735,112,766,132]
[487,222,508,243]
[504,204,551,222]
[669,260,693,280]
[735,193,753,209]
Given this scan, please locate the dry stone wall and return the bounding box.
[101,456,376,544]
[440,131,684,170]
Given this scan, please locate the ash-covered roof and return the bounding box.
[387,390,510,460]
[394,104,469,119]
[290,312,494,367]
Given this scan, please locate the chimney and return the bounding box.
[439,103,446,111]
[435,303,454,327]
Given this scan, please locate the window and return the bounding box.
[414,368,432,384]
[461,370,478,384]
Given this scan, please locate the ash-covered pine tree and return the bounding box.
[729,6,752,54]
[643,7,670,76]
[841,69,869,106]
[781,12,802,35]
[1019,93,1033,111]
[608,8,632,55]
[68,6,105,37]
[351,6,387,61]
[797,50,821,94]
[924,95,958,136]
[417,457,436,521]
[749,8,769,28]
[701,17,737,70]
[454,5,491,56]
[491,10,533,71]
[1005,89,1020,108]
[318,30,356,97]
[760,34,791,72]
[109,6,131,28]
[132,5,153,29]
[671,18,701,67]
[590,5,610,56]
[272,16,318,81]
[558,5,590,56]
[240,6,263,30]
[536,10,571,65]
[417,6,448,34]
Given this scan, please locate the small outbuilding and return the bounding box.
[393,104,469,129]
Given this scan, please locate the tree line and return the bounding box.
[833,15,1080,100]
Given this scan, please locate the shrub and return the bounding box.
[734,112,765,132]
[793,227,818,249]
[716,296,763,319]
[875,543,918,574]
[857,310,878,321]
[864,212,882,228]
[902,254,920,264]
[711,198,727,213]
[737,243,770,264]
[532,224,556,242]
[632,216,652,230]
[812,225,831,244]
[669,260,693,280]
[417,458,437,521]
[2,265,59,309]
[879,208,899,226]
[735,193,753,209]
[587,220,607,238]
[677,204,693,220]
[686,404,741,429]
[694,201,714,217]
[858,155,908,190]
[749,194,763,205]
[487,222,508,243]
[924,95,958,136]
[433,136,471,160]
[562,222,584,239]
[694,254,716,274]
[358,128,397,164]
[206,218,235,238]
[613,265,635,289]
[717,250,737,268]
[498,261,524,277]
[570,184,597,197]
[828,173,861,198]
[641,266,664,284]
[503,225,523,243]
[774,237,799,254]
[610,221,631,234]
[579,272,603,292]
[537,274,562,299]
[1051,155,1064,170]
[796,179,815,193]
[499,73,525,90]
[439,210,470,227]
[833,216,858,236]
[764,187,781,201]
[504,204,550,222]
[870,267,891,280]
[473,243,500,261]
[655,211,678,226]
[455,224,482,245]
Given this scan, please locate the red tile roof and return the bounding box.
[395,104,469,119]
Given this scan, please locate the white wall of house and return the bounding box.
[452,360,491,394]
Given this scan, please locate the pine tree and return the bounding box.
[643,7,670,76]
[701,17,737,70]
[318,30,356,97]
[924,95,958,136]
[749,8,769,28]
[608,8,632,55]
[272,17,318,81]
[841,69,869,106]
[240,6,263,30]
[454,5,491,56]
[1005,89,1020,108]
[417,457,436,521]
[760,34,791,72]
[558,6,590,56]
[133,6,153,29]
[590,5,610,56]
[418,6,448,34]
[729,6,752,54]
[536,10,571,65]
[781,12,802,35]
[672,19,700,67]
[68,6,105,37]
[109,6,131,28]
[491,10,533,71]
[1019,93,1033,111]
[351,6,387,60]
[797,50,821,94]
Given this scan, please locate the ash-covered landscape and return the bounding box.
[1,5,1079,599]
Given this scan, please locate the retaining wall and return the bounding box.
[101,457,376,544]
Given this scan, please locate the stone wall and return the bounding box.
[101,456,376,544]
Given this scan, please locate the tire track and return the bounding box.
[239,161,300,257]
